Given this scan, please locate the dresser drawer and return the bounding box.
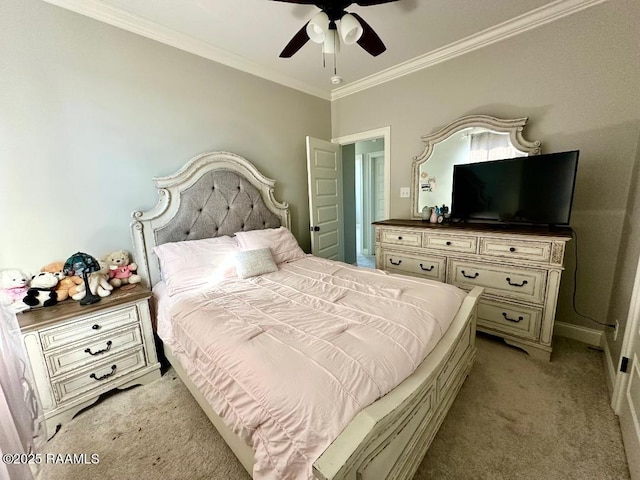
[380,229,422,248]
[382,250,446,282]
[52,347,147,404]
[45,325,143,378]
[423,234,477,254]
[40,305,139,351]
[477,299,542,340]
[479,238,552,263]
[448,259,547,304]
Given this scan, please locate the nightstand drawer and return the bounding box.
[477,299,542,340]
[380,229,422,248]
[45,325,143,378]
[40,305,139,351]
[479,238,552,263]
[449,259,547,304]
[424,234,477,254]
[383,250,445,282]
[52,347,146,404]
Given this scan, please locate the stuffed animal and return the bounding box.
[72,261,113,300]
[0,269,31,313]
[103,250,141,288]
[23,272,59,308]
[40,261,83,302]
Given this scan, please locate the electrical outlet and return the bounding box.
[614,319,619,341]
[400,187,410,198]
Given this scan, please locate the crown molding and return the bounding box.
[330,0,609,101]
[41,0,607,103]
[40,0,331,100]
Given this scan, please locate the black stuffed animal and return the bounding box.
[23,272,59,308]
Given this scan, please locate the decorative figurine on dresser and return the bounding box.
[18,280,161,437]
[378,115,578,361]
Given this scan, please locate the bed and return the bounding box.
[130,151,483,480]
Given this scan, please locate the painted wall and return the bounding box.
[0,0,330,273]
[331,0,640,339]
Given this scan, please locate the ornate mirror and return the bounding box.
[410,115,541,219]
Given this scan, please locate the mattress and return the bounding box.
[155,256,465,480]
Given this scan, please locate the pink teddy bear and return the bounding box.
[102,250,142,288]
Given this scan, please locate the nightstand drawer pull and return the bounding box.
[509,247,516,252]
[389,258,402,266]
[461,270,479,279]
[397,236,403,240]
[419,263,434,272]
[92,324,101,330]
[90,365,117,381]
[446,241,452,246]
[506,277,528,287]
[85,340,113,356]
[502,312,524,323]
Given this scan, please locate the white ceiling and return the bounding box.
[43,0,605,100]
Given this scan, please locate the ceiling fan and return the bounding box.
[274,1,400,58]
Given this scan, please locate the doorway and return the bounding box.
[333,126,391,268]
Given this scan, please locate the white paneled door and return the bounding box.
[618,299,640,478]
[306,136,344,261]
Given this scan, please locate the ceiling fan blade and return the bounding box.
[355,0,398,5]
[350,12,386,56]
[279,21,311,58]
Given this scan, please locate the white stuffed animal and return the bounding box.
[23,272,59,308]
[0,269,31,313]
[72,261,114,300]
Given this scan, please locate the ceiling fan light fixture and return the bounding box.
[339,13,363,45]
[306,11,329,43]
[322,29,340,54]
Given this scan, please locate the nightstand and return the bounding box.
[18,284,162,438]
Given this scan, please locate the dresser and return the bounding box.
[373,219,572,361]
[18,284,162,437]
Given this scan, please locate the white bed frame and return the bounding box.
[131,151,483,480]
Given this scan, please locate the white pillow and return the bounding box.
[234,227,306,264]
[153,236,239,296]
[235,248,278,279]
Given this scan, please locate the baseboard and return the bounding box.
[553,321,604,347]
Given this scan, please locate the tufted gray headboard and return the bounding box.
[131,151,290,287]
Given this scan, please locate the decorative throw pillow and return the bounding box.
[234,227,306,264]
[235,248,278,279]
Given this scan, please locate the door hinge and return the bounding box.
[620,356,629,373]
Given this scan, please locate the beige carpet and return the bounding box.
[37,334,629,480]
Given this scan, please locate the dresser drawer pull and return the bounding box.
[506,277,528,287]
[461,270,479,279]
[397,236,403,240]
[92,324,101,330]
[419,263,434,272]
[89,365,117,381]
[85,340,113,356]
[502,312,524,323]
[389,258,402,266]
[509,247,516,252]
[446,241,452,246]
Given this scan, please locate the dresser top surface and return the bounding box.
[18,284,151,332]
[373,219,573,239]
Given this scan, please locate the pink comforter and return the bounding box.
[163,257,465,479]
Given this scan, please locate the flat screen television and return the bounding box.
[451,150,579,226]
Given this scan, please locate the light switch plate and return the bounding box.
[400,187,410,198]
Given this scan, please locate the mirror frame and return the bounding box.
[410,115,542,219]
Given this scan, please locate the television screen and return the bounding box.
[451,150,579,226]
